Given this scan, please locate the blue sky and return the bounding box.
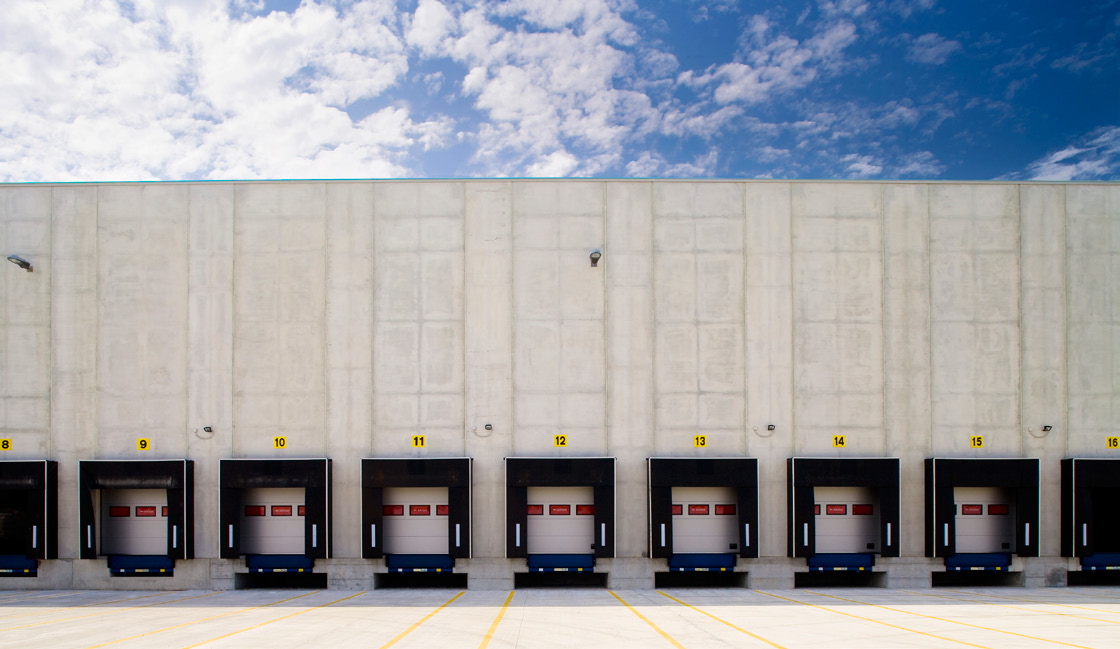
[1,0,1117,181]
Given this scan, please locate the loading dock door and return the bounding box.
[953,487,1015,554]
[813,487,880,554]
[0,461,57,562]
[0,491,33,555]
[1062,460,1120,559]
[925,458,1039,558]
[671,487,737,554]
[1090,488,1120,553]
[383,487,449,555]
[240,488,305,555]
[100,489,168,555]
[526,487,595,555]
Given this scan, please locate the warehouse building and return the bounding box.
[0,179,1117,590]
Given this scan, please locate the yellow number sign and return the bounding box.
[694,435,707,447]
[137,438,150,451]
[1108,437,1119,450]
[412,435,426,448]
[273,436,287,449]
[0,439,11,451]
[832,435,846,448]
[554,434,568,447]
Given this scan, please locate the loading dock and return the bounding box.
[219,459,331,583]
[78,460,193,575]
[925,458,1039,581]
[648,458,757,585]
[362,457,470,585]
[787,457,900,583]
[506,457,613,585]
[1062,459,1120,582]
[0,461,58,576]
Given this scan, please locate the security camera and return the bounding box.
[6,255,32,272]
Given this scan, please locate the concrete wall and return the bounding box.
[0,180,1116,589]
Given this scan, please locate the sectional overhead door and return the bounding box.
[670,487,738,554]
[239,488,306,555]
[99,489,169,556]
[383,487,450,555]
[526,486,596,555]
[813,486,881,554]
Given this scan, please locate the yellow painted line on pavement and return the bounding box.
[182,590,366,649]
[378,591,465,649]
[756,590,993,649]
[80,591,317,649]
[0,591,218,632]
[806,590,1097,649]
[940,588,1120,615]
[477,591,515,649]
[1064,589,1120,601]
[609,591,686,649]
[0,590,87,605]
[658,591,786,649]
[901,589,1120,624]
[0,591,169,621]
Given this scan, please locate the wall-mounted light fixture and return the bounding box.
[484,424,493,431]
[767,424,776,431]
[6,255,32,272]
[1042,425,1053,432]
[589,251,602,267]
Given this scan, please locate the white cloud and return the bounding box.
[887,0,936,19]
[1013,126,1120,181]
[406,0,456,56]
[1050,39,1115,72]
[817,0,869,17]
[892,150,944,178]
[0,0,435,181]
[906,33,961,64]
[432,0,664,176]
[691,17,857,105]
[625,148,718,177]
[524,149,581,176]
[841,153,882,178]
